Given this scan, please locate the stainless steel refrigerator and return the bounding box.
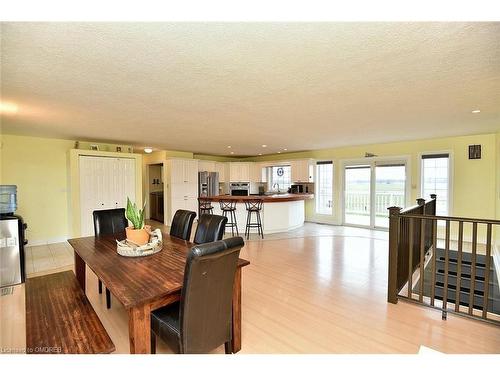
[0,214,27,288]
[198,172,219,197]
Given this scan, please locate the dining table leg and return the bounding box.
[74,251,86,292]
[128,303,151,354]
[231,267,242,353]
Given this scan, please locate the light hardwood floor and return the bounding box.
[1,223,499,354]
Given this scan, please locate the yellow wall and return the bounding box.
[0,134,144,244]
[2,132,499,245]
[145,133,498,232]
[1,135,75,243]
[247,133,497,226]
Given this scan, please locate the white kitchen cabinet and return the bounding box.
[79,156,136,236]
[291,159,314,183]
[229,162,250,182]
[215,162,228,182]
[165,158,199,224]
[250,163,264,182]
[169,197,198,220]
[169,159,186,184]
[184,159,199,184]
[169,158,198,184]
[229,163,239,182]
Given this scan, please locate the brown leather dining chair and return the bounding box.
[150,237,245,354]
[170,210,196,241]
[193,214,227,244]
[93,208,128,309]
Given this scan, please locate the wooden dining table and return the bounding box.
[68,232,250,354]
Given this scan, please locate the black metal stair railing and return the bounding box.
[387,195,500,325]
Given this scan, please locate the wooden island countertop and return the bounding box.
[205,193,314,203]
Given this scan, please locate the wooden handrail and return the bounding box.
[396,213,500,225]
[387,195,437,304]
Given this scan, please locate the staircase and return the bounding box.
[415,248,500,314]
[388,195,500,324]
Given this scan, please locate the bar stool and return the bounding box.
[198,197,214,217]
[244,199,264,239]
[219,199,239,236]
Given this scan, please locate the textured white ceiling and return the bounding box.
[1,22,499,156]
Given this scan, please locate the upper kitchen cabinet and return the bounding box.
[215,162,228,182]
[169,158,198,184]
[229,162,250,182]
[198,160,216,172]
[250,163,265,182]
[291,159,314,183]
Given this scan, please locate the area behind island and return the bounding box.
[204,194,314,234]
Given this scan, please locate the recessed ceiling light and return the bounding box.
[277,151,281,154]
[144,147,153,154]
[258,153,262,156]
[0,101,19,114]
[227,145,232,148]
[472,109,481,114]
[283,148,287,151]
[230,151,234,154]
[261,145,267,148]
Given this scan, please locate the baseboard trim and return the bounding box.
[305,219,341,226]
[25,236,68,247]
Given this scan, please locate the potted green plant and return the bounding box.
[125,198,150,245]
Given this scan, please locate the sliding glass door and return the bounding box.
[374,164,406,228]
[344,165,371,226]
[344,161,407,228]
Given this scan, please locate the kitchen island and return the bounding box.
[205,194,313,234]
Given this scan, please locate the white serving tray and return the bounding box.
[116,228,163,257]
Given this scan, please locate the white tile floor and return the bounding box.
[25,241,74,277]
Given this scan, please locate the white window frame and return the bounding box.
[267,164,292,192]
[315,161,334,216]
[418,150,454,216]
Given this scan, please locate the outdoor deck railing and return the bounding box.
[345,192,405,216]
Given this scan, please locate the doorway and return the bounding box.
[343,159,408,229]
[147,163,164,223]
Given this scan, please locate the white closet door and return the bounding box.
[105,157,118,208]
[118,158,136,209]
[79,156,109,236]
[108,157,136,209]
[79,156,94,236]
[79,156,136,236]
